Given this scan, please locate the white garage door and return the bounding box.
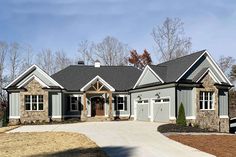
[136,100,149,121]
[153,98,170,123]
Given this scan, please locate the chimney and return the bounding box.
[78,61,84,65]
[94,60,100,68]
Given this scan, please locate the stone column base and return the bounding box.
[9,119,20,126]
[81,110,88,121]
[51,118,62,122]
[219,118,229,133]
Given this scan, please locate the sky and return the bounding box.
[1,0,236,63]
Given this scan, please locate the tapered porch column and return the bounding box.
[108,91,114,120]
[81,92,87,121]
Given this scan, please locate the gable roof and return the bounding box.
[51,65,141,91]
[150,50,206,83]
[5,64,64,89]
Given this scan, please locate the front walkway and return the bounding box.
[9,121,214,157]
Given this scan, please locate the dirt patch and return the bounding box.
[0,132,107,157]
[168,135,236,157]
[0,126,19,133]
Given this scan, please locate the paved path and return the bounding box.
[10,121,214,157]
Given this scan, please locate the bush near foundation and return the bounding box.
[176,103,186,126]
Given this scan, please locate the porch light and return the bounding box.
[137,95,142,100]
[155,92,160,98]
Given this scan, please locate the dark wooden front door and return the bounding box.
[91,97,104,117]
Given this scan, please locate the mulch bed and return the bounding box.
[158,124,216,133]
[169,135,236,157]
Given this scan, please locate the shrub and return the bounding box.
[176,103,186,126]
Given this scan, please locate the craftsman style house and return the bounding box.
[6,50,232,132]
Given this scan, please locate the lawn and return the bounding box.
[0,132,107,157]
[168,135,236,157]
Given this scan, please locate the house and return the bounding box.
[5,50,232,132]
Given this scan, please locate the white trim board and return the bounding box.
[9,116,20,119]
[80,75,115,92]
[133,65,164,89]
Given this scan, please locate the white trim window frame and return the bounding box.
[70,95,82,112]
[116,95,125,111]
[199,91,214,110]
[25,95,44,111]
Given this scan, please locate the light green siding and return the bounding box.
[219,90,228,116]
[138,69,160,86]
[49,92,62,117]
[9,92,20,117]
[177,88,193,117]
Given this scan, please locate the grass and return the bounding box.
[168,135,236,157]
[0,132,108,157]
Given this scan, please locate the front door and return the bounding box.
[91,97,104,117]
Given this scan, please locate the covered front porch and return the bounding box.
[80,75,115,120]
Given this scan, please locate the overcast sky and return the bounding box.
[1,0,236,62]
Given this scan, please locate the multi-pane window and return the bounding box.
[115,96,127,111]
[25,95,44,111]
[200,91,213,110]
[117,97,124,110]
[70,96,82,111]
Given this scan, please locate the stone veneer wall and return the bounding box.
[19,79,49,123]
[195,73,229,132]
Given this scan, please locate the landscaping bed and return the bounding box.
[168,135,236,157]
[158,124,216,133]
[0,132,107,157]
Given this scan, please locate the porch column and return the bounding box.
[81,92,87,121]
[108,91,113,120]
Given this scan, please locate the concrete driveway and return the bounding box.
[10,121,214,157]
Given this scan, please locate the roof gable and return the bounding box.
[6,65,63,89]
[133,65,164,89]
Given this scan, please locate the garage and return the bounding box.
[152,98,170,122]
[136,100,149,121]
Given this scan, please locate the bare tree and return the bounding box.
[151,17,192,62]
[0,41,8,101]
[218,56,235,77]
[55,50,72,72]
[77,40,94,65]
[20,44,34,72]
[36,49,55,75]
[9,42,21,82]
[94,36,129,66]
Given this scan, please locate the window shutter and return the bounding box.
[67,96,70,111]
[124,96,127,111]
[114,96,117,110]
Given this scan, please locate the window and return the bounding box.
[25,95,44,111]
[70,96,82,111]
[115,96,126,111]
[154,98,170,103]
[200,91,213,110]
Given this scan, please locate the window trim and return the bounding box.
[199,91,214,110]
[70,95,82,112]
[25,95,44,111]
[115,95,126,111]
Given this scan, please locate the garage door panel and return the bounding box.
[137,104,149,121]
[153,102,169,123]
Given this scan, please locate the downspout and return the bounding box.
[175,83,178,120]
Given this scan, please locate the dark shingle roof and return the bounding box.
[150,50,206,83]
[51,65,142,91]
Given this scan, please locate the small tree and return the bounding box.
[176,103,186,126]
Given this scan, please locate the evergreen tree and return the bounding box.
[176,103,186,126]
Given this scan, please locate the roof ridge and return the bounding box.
[157,49,206,65]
